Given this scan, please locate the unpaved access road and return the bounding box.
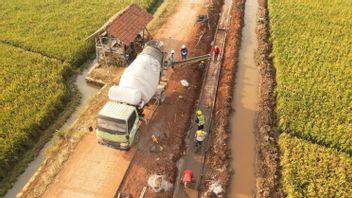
[37,0,213,197]
[43,135,134,198]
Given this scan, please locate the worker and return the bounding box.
[195,130,207,150]
[198,60,206,71]
[182,169,193,188]
[195,110,205,130]
[181,44,188,60]
[169,49,175,66]
[212,45,220,62]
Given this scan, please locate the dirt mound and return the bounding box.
[254,0,284,197]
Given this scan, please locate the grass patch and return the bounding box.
[147,0,164,14]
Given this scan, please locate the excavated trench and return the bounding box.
[4,61,100,198]
[229,0,259,197]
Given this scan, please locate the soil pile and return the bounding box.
[254,0,284,197]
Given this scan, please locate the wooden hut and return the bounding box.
[88,4,153,66]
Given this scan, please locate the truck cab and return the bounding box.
[96,101,140,150]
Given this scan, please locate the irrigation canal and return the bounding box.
[228,0,259,197]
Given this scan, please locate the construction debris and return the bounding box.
[180,80,190,87]
[116,193,132,198]
[150,133,164,153]
[197,15,209,23]
[150,144,163,153]
[206,180,224,197]
[152,135,159,144]
[139,186,147,198]
[147,175,173,192]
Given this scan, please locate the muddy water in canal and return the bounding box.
[228,0,259,197]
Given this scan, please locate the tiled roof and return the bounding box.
[88,4,153,43]
[102,4,153,44]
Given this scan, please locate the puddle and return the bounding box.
[4,60,100,198]
[228,0,259,197]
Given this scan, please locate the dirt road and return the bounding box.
[156,0,208,54]
[43,134,134,197]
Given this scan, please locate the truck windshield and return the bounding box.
[97,117,126,135]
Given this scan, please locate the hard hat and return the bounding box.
[171,49,175,54]
[182,44,186,49]
[197,110,202,115]
[197,130,203,137]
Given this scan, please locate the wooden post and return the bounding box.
[108,34,113,66]
[95,37,98,61]
[145,28,152,40]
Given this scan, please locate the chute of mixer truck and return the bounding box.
[96,41,167,150]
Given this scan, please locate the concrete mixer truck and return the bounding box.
[96,41,167,150]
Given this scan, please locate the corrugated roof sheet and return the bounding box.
[104,4,152,44]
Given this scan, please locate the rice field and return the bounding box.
[0,43,68,180]
[269,0,352,196]
[280,134,352,197]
